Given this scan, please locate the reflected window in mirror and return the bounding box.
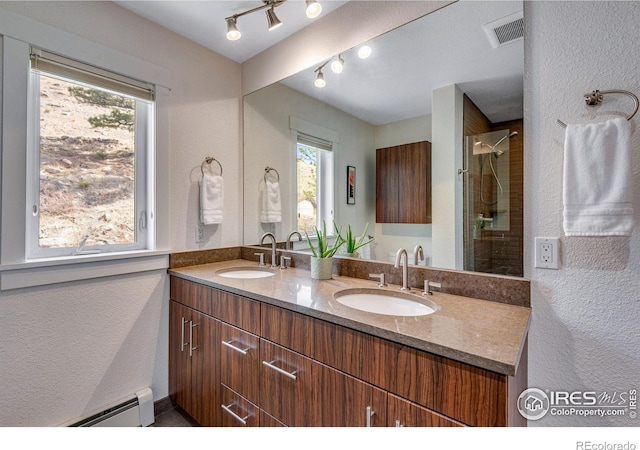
[296,134,333,233]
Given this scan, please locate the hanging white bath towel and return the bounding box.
[563,117,633,236]
[200,174,223,224]
[260,179,282,223]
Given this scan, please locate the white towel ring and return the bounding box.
[264,166,280,183]
[201,157,223,176]
[557,89,639,128]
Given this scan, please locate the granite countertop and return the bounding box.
[169,259,531,376]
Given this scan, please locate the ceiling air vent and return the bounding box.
[483,11,524,49]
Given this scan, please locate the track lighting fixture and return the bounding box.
[225,17,241,41]
[330,55,344,74]
[225,0,323,41]
[314,69,326,88]
[357,45,372,59]
[305,0,322,18]
[266,6,283,30]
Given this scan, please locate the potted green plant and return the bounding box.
[304,221,345,280]
[339,223,374,258]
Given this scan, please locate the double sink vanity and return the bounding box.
[167,247,530,427]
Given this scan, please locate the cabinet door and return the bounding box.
[220,322,260,405]
[221,385,259,427]
[169,301,191,413]
[388,393,463,427]
[376,141,431,224]
[169,300,220,427]
[376,147,399,223]
[189,309,219,427]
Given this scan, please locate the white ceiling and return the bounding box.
[279,1,524,125]
[114,0,523,125]
[115,0,349,63]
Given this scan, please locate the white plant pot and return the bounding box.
[310,256,333,280]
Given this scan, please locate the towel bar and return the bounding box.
[557,89,639,128]
[201,157,223,176]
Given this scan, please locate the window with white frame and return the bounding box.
[26,48,156,259]
[296,133,334,233]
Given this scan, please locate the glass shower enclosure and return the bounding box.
[463,129,515,275]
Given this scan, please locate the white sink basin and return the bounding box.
[216,267,276,279]
[334,288,437,317]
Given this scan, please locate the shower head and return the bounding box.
[492,131,518,156]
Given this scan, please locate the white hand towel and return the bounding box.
[260,179,281,223]
[563,117,633,236]
[200,174,223,224]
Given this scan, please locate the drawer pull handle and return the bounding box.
[221,403,249,425]
[221,340,250,355]
[366,406,375,428]
[262,360,297,380]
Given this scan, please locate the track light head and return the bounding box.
[305,0,322,18]
[331,55,344,74]
[226,17,241,41]
[358,45,372,59]
[266,7,283,31]
[314,70,326,88]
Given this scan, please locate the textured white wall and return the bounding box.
[0,1,241,426]
[525,1,640,426]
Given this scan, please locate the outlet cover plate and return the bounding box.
[535,237,559,269]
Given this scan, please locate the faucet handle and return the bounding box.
[280,255,291,269]
[369,273,387,287]
[254,252,266,266]
[422,280,442,296]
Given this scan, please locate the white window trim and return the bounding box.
[289,116,339,233]
[0,11,171,290]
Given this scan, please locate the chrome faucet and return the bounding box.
[260,232,278,267]
[394,248,410,291]
[286,230,302,250]
[413,245,424,266]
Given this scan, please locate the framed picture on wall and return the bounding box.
[347,166,356,205]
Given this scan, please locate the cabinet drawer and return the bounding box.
[260,339,314,427]
[221,385,259,427]
[170,276,212,315]
[261,303,315,356]
[388,393,464,427]
[220,322,260,404]
[212,288,260,334]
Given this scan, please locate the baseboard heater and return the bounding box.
[64,387,154,427]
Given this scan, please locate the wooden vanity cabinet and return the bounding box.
[376,141,432,224]
[169,277,523,427]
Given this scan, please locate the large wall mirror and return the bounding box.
[243,1,524,277]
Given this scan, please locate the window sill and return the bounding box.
[0,250,171,291]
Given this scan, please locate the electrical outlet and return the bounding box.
[196,225,205,243]
[535,237,559,269]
